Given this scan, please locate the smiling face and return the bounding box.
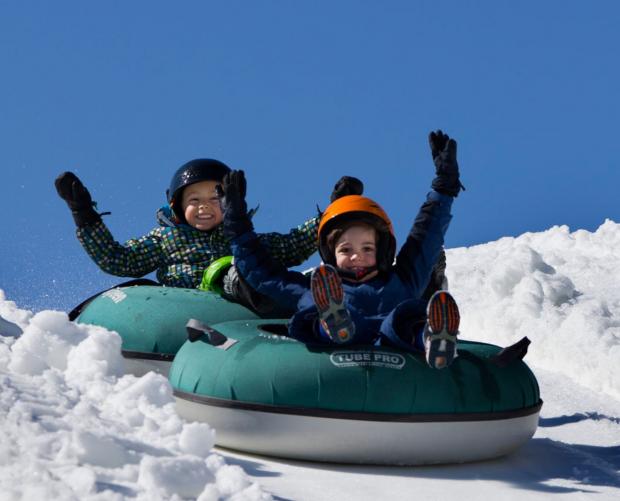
[181,180,223,231]
[334,224,378,278]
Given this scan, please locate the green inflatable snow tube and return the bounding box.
[170,319,542,464]
[170,319,540,415]
[75,285,260,374]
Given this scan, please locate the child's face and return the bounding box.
[182,180,223,231]
[334,225,377,274]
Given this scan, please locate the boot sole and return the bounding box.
[427,291,460,335]
[425,291,460,369]
[311,265,354,343]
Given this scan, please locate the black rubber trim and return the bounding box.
[122,350,175,362]
[173,389,543,423]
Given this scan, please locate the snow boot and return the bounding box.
[311,264,355,344]
[424,290,460,369]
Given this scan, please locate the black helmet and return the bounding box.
[167,158,231,222]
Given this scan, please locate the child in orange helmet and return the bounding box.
[219,130,463,368]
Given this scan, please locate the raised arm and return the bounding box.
[219,170,309,311]
[76,223,164,279]
[394,130,463,295]
[56,172,164,279]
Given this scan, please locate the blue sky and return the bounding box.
[1,1,619,312]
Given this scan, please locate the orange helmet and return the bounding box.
[318,195,396,272]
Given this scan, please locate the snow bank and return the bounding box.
[448,219,620,400]
[0,307,271,500]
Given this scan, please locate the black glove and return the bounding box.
[330,176,364,202]
[429,130,464,197]
[54,172,102,227]
[217,170,254,239]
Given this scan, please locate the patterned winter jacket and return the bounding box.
[76,206,319,288]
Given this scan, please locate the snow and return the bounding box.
[0,305,269,500]
[449,219,620,401]
[1,220,620,500]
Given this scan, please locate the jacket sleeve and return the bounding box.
[257,216,319,267]
[76,220,164,278]
[232,230,310,312]
[394,191,453,297]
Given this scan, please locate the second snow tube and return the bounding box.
[75,285,260,376]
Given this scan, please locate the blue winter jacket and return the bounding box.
[231,191,454,346]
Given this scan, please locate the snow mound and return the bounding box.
[0,307,271,500]
[448,219,620,400]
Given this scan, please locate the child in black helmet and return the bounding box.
[219,131,463,368]
[55,159,358,315]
